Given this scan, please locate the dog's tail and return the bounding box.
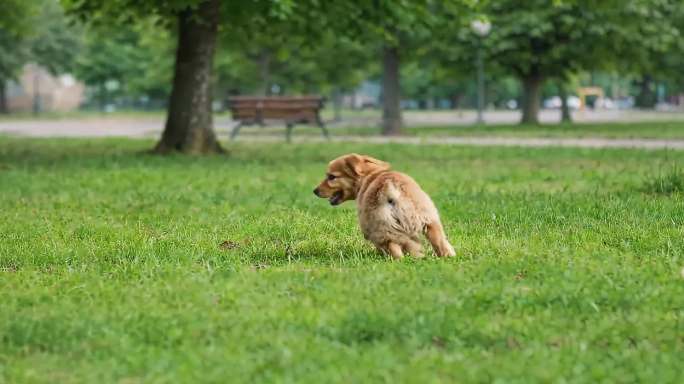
[385,182,422,235]
[385,182,401,205]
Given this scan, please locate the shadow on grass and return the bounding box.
[228,240,388,267]
[317,309,504,350]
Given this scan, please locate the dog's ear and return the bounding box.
[343,153,365,176]
[345,153,390,176]
[362,155,390,173]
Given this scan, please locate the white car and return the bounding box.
[543,96,581,110]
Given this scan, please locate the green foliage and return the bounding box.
[0,0,79,86]
[315,0,472,48]
[128,21,174,99]
[210,0,416,98]
[55,0,684,109]
[54,0,586,109]
[1,138,684,381]
[624,1,684,97]
[473,1,604,79]
[478,0,682,81]
[28,0,81,76]
[0,0,36,37]
[61,0,205,24]
[74,20,174,106]
[399,60,520,107]
[611,0,684,76]
[62,0,345,102]
[62,0,296,26]
[0,30,30,83]
[216,29,372,97]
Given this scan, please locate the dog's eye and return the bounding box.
[327,174,336,181]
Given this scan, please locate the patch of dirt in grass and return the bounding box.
[219,240,240,250]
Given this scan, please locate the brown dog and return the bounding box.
[314,153,455,259]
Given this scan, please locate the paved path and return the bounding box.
[1,117,684,150]
[0,118,166,138]
[400,109,684,125]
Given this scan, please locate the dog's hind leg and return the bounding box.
[425,221,455,257]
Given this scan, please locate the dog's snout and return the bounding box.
[313,188,320,196]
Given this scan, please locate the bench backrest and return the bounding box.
[229,96,324,122]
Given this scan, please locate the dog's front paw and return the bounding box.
[441,242,456,257]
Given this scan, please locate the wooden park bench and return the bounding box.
[228,96,330,142]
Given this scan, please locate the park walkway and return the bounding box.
[1,117,684,150]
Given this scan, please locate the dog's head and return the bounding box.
[313,153,390,205]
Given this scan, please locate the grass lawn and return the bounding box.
[1,137,684,383]
[291,121,684,139]
[401,121,684,139]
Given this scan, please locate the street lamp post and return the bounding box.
[471,20,491,125]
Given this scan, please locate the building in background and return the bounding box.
[6,64,84,113]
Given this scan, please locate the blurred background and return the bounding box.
[1,0,684,137]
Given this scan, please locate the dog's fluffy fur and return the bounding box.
[314,153,455,259]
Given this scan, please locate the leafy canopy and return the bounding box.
[468,0,684,80]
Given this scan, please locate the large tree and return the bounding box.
[617,1,684,109]
[154,0,221,154]
[370,2,444,135]
[64,0,294,154]
[315,1,469,135]
[375,1,471,134]
[474,0,682,124]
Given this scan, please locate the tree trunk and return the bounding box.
[0,80,7,114]
[154,0,222,154]
[332,88,343,122]
[520,75,543,125]
[635,74,656,109]
[558,82,572,123]
[98,82,107,112]
[32,71,41,116]
[451,94,462,109]
[381,45,402,135]
[258,50,271,96]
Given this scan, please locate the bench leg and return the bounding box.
[286,123,294,143]
[229,122,243,141]
[318,119,330,140]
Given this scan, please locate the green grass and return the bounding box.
[642,163,684,195]
[402,121,684,139]
[301,120,684,139]
[1,137,684,383]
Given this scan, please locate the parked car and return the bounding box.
[543,96,581,110]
